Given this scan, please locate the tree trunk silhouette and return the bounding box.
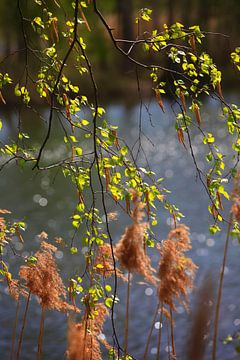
[168,0,175,26]
[116,0,134,71]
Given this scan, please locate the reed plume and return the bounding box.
[157,225,197,359]
[157,225,197,311]
[66,303,109,360]
[19,240,76,359]
[115,189,155,284]
[6,277,28,301]
[19,240,75,312]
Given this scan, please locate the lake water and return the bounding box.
[0,95,240,359]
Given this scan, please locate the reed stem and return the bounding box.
[10,299,20,360]
[37,305,46,360]
[16,291,31,360]
[156,304,163,360]
[212,214,232,360]
[143,301,160,360]
[170,307,176,360]
[83,314,88,359]
[124,271,131,359]
[167,320,171,360]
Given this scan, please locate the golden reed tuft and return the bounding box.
[66,303,109,360]
[115,190,156,283]
[19,241,76,312]
[157,225,197,311]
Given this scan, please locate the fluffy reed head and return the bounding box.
[19,241,75,312]
[7,278,28,301]
[66,303,109,360]
[157,225,197,311]
[115,190,155,283]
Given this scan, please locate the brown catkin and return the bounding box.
[231,170,240,221]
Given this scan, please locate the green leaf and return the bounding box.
[96,263,104,269]
[69,135,77,143]
[75,147,83,156]
[105,285,112,292]
[81,119,89,126]
[120,146,128,156]
[33,17,44,28]
[70,247,78,254]
[72,220,80,228]
[97,107,105,116]
[14,84,21,97]
[105,297,113,308]
[203,133,215,144]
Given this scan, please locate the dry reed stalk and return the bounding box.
[166,321,171,360]
[123,271,131,359]
[212,214,232,360]
[82,313,88,360]
[143,301,160,359]
[10,299,20,360]
[16,291,31,360]
[212,171,240,359]
[170,307,176,360]
[156,304,163,360]
[6,276,28,360]
[37,305,46,360]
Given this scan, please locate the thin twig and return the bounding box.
[33,0,80,169]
